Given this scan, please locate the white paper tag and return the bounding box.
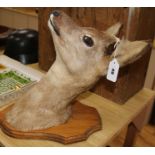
[106,58,120,82]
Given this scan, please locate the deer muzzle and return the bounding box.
[49,10,78,37]
[49,11,61,36]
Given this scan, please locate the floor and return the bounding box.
[110,124,155,147]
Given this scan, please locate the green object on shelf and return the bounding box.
[0,70,33,95]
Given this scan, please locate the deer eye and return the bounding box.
[82,35,94,47]
[105,42,117,55]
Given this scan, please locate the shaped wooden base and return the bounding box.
[0,101,101,144]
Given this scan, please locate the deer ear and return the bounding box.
[106,22,122,36]
[112,40,149,67]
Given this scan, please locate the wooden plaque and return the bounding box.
[0,101,101,144]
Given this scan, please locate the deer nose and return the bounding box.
[52,11,60,17]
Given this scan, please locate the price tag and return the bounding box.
[106,58,119,82]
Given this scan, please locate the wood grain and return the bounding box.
[0,101,101,144]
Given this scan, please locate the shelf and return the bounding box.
[4,8,38,17]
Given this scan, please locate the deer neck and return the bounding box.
[47,57,75,87]
[42,58,85,110]
[43,55,99,110]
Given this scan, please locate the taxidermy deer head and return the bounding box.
[6,10,148,131]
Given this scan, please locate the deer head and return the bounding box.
[48,10,148,82]
[5,10,149,131]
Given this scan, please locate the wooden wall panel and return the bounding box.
[38,8,55,70]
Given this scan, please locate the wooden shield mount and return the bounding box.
[0,101,101,144]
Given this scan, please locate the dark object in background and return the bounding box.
[4,29,38,64]
[149,101,155,125]
[0,25,14,47]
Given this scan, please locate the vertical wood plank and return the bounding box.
[123,123,138,146]
[38,8,56,70]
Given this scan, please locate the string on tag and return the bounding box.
[106,37,120,82]
[113,37,120,59]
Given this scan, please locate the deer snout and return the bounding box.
[52,10,61,17]
[49,11,61,36]
[49,10,78,37]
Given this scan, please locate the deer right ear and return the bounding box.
[106,23,122,36]
[112,40,149,67]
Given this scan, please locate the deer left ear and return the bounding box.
[106,22,122,36]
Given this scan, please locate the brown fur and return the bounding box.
[6,11,148,131]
